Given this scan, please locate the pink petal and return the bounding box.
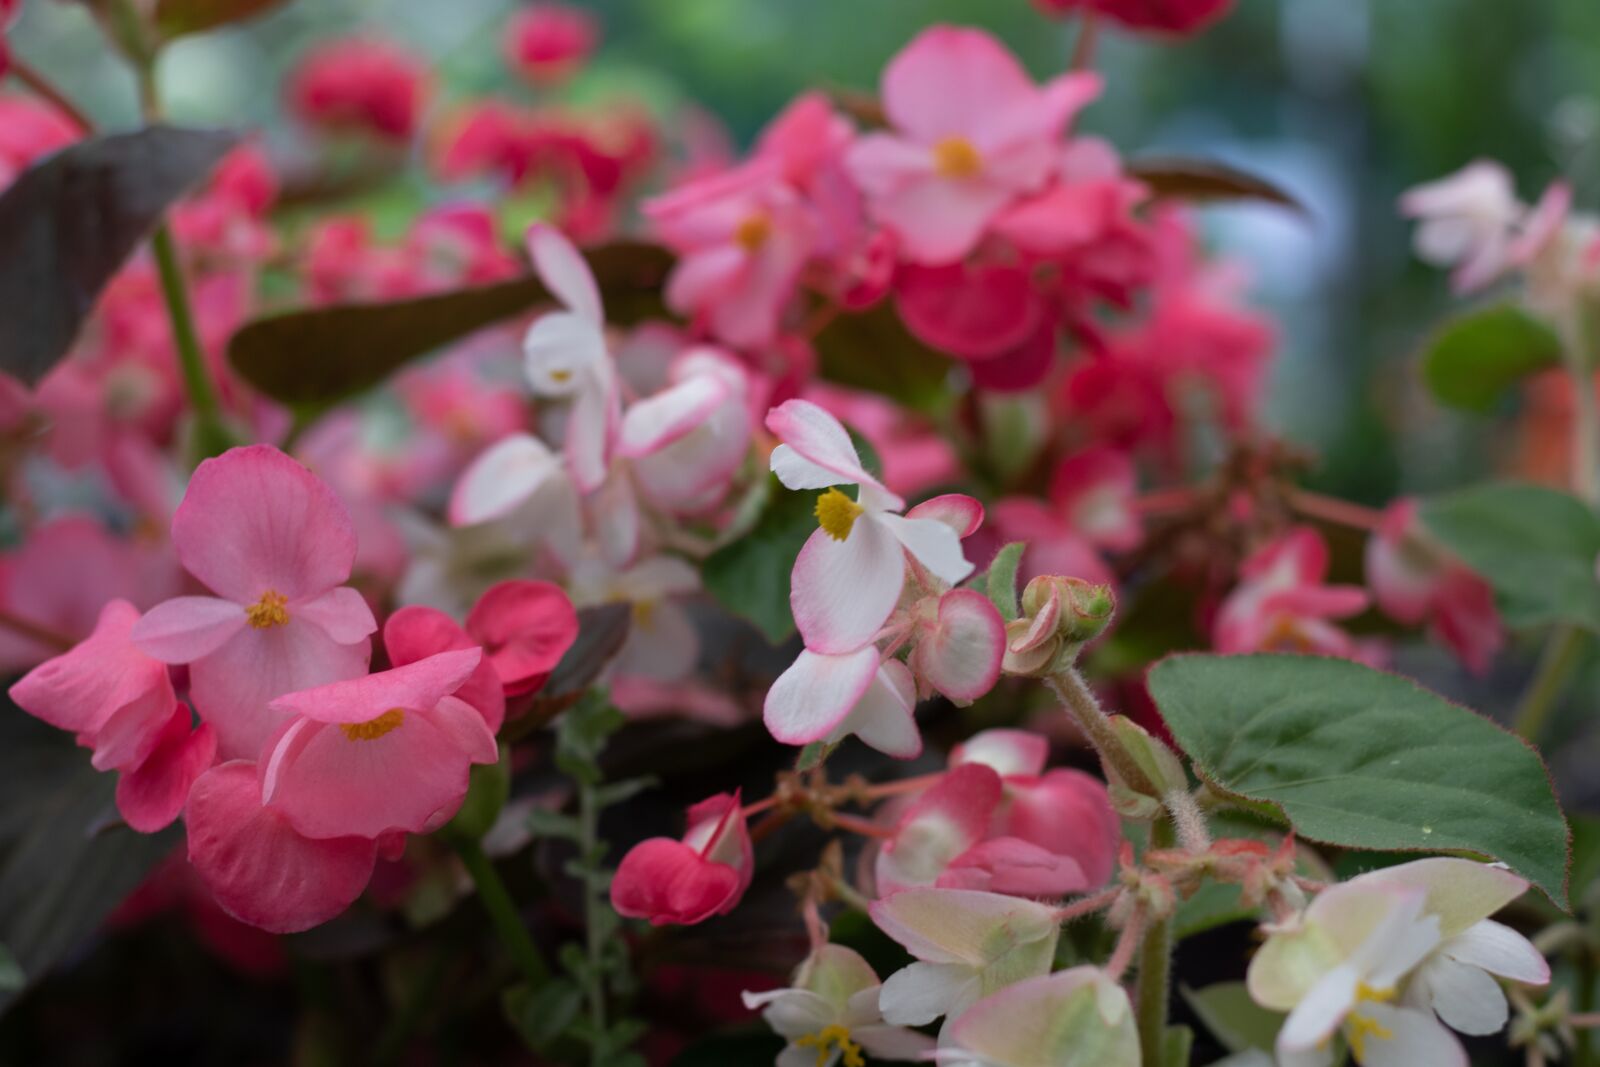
[185,761,377,934]
[790,520,906,654]
[880,26,1040,143]
[566,370,616,494]
[526,222,602,322]
[131,595,248,663]
[905,493,985,539]
[876,763,1003,894]
[261,698,490,839]
[915,589,1004,701]
[172,445,357,604]
[997,769,1120,886]
[188,621,372,761]
[617,374,729,458]
[765,398,879,490]
[610,838,742,926]
[116,704,216,833]
[465,580,579,696]
[10,599,174,742]
[268,648,481,725]
[895,262,1042,358]
[384,605,506,732]
[871,174,1016,265]
[967,319,1059,392]
[950,729,1050,778]
[291,587,377,644]
[939,836,1089,897]
[763,646,880,745]
[663,246,745,319]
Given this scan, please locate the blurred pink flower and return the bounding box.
[503,3,597,85]
[464,579,579,696]
[611,792,753,926]
[287,36,429,143]
[1214,526,1370,658]
[0,94,81,190]
[1034,0,1235,34]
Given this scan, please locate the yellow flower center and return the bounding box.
[246,590,290,629]
[632,599,657,630]
[796,1025,864,1067]
[815,488,864,542]
[932,135,982,179]
[550,369,572,383]
[734,212,772,252]
[1346,983,1397,1060]
[341,708,406,742]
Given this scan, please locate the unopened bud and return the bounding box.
[1021,575,1115,644]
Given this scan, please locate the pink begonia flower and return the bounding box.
[986,498,1115,589]
[286,36,429,143]
[1214,526,1370,658]
[767,399,973,653]
[1034,0,1235,36]
[872,888,1061,1030]
[741,944,935,1066]
[876,763,1002,895]
[185,760,379,934]
[765,648,921,759]
[1049,446,1141,552]
[260,648,497,840]
[503,3,597,85]
[0,514,174,671]
[1366,499,1503,674]
[618,347,754,514]
[846,26,1101,265]
[8,600,214,834]
[610,792,752,926]
[384,605,507,732]
[941,966,1140,1067]
[900,587,1006,705]
[1248,880,1464,1067]
[646,159,814,348]
[1400,161,1526,294]
[895,260,1043,360]
[131,446,377,761]
[464,580,579,696]
[0,95,80,191]
[950,729,1049,778]
[521,223,619,493]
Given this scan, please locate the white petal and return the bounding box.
[527,223,602,323]
[879,962,974,1027]
[765,399,877,488]
[790,521,906,655]
[1420,955,1508,1036]
[1443,920,1550,985]
[1278,965,1358,1051]
[835,660,920,759]
[1356,1003,1468,1067]
[565,372,616,494]
[449,434,563,527]
[877,513,973,586]
[763,646,880,746]
[770,443,853,492]
[618,375,728,458]
[590,466,640,568]
[522,312,608,397]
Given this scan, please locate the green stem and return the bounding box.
[1048,670,1158,797]
[1136,818,1177,1067]
[451,837,549,987]
[577,775,608,1066]
[1512,625,1586,742]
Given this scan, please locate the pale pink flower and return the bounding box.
[132,446,377,761]
[260,647,497,840]
[611,792,752,926]
[646,159,814,348]
[568,553,701,684]
[741,944,934,1065]
[1214,526,1370,658]
[1049,446,1141,552]
[764,648,921,759]
[1366,499,1503,674]
[618,347,754,514]
[846,26,1100,264]
[1400,161,1525,294]
[940,966,1140,1067]
[767,399,973,653]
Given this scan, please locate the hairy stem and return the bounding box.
[576,772,608,1065]
[1048,670,1157,797]
[451,837,549,987]
[1136,818,1177,1067]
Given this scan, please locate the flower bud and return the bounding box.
[1021,575,1115,644]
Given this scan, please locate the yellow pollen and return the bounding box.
[341,708,405,742]
[246,590,290,629]
[734,212,772,252]
[815,488,864,541]
[932,135,982,179]
[632,599,657,629]
[796,1025,864,1067]
[1346,983,1397,1060]
[550,369,572,383]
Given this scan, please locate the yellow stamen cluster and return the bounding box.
[342,708,406,742]
[734,212,773,252]
[932,135,982,179]
[815,488,865,542]
[1346,983,1397,1059]
[246,590,290,629]
[796,1025,865,1067]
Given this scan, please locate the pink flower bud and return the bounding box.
[612,793,753,926]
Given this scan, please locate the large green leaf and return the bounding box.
[1420,482,1600,632]
[1148,653,1570,906]
[1182,983,1284,1054]
[1420,305,1562,414]
[0,126,238,385]
[228,242,673,412]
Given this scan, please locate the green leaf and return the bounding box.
[0,944,22,993]
[1183,983,1285,1053]
[702,476,813,645]
[154,0,289,37]
[813,300,953,414]
[228,242,673,412]
[985,542,1026,623]
[1148,653,1570,907]
[502,978,583,1050]
[1420,482,1600,632]
[1420,304,1562,413]
[1126,157,1304,212]
[0,125,239,385]
[526,808,583,841]
[796,740,839,773]
[1162,1025,1194,1067]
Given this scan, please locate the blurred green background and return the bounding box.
[13,0,1597,508]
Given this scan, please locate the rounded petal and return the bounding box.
[565,370,616,493]
[291,587,378,645]
[1357,1003,1468,1067]
[384,605,507,732]
[763,646,880,745]
[877,512,973,587]
[1278,964,1359,1051]
[1443,919,1550,985]
[895,262,1042,358]
[522,311,608,397]
[1420,955,1508,1036]
[610,838,742,926]
[267,648,482,725]
[880,26,1040,143]
[791,521,907,654]
[876,765,1003,894]
[917,589,1004,701]
[872,175,1016,265]
[130,596,248,663]
[878,961,974,1027]
[185,761,377,934]
[116,705,216,833]
[449,434,565,528]
[11,600,174,741]
[618,374,729,458]
[466,580,580,696]
[939,837,1089,897]
[766,399,882,492]
[1348,858,1529,940]
[871,886,1061,967]
[946,966,1139,1067]
[172,445,357,604]
[840,660,922,759]
[905,493,985,539]
[527,222,601,322]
